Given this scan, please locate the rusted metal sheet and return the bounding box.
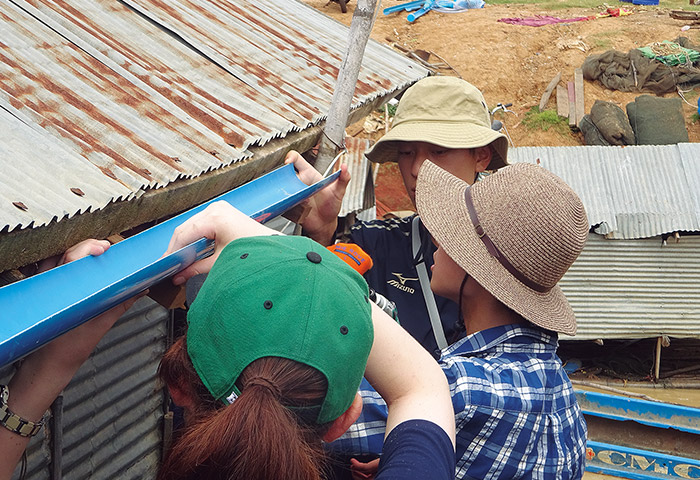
[509,145,700,239]
[120,0,419,111]
[0,0,429,234]
[339,136,374,217]
[0,0,246,231]
[0,108,133,229]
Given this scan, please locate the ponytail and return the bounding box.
[158,339,330,480]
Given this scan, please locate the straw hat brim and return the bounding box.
[365,121,508,171]
[416,161,576,336]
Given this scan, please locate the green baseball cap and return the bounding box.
[186,235,373,424]
[365,76,508,170]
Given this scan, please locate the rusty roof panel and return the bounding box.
[119,0,426,126]
[0,108,133,229]
[0,0,428,233]
[1,0,246,188]
[339,136,374,217]
[18,0,311,148]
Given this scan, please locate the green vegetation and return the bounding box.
[521,107,571,135]
[692,112,700,123]
[377,102,397,117]
[588,30,618,51]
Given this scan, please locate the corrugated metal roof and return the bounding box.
[339,136,374,217]
[509,144,700,239]
[562,234,700,340]
[0,0,428,233]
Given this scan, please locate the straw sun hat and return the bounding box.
[365,76,508,170]
[416,161,589,335]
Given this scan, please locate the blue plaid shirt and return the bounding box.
[329,324,587,480]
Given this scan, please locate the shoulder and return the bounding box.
[351,214,415,236]
[376,420,454,480]
[439,335,578,413]
[349,215,416,252]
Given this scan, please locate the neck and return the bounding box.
[460,286,526,336]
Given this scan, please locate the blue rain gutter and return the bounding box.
[0,164,340,367]
[575,390,700,435]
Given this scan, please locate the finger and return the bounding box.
[172,257,217,286]
[328,164,352,201]
[338,163,352,186]
[61,239,111,264]
[286,153,322,185]
[166,202,252,257]
[166,217,212,257]
[350,458,380,472]
[284,150,304,165]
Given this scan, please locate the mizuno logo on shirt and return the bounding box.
[387,272,417,294]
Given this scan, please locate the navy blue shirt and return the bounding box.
[376,420,455,480]
[349,214,461,355]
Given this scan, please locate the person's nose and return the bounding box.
[410,146,430,177]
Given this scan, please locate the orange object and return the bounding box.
[328,243,374,275]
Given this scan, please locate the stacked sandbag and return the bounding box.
[581,96,689,146]
[579,115,611,146]
[580,100,635,146]
[626,95,689,145]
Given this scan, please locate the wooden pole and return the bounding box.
[538,72,561,112]
[574,68,585,127]
[314,0,378,175]
[654,336,662,381]
[567,81,576,127]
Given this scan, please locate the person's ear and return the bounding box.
[168,383,196,410]
[474,146,492,173]
[322,393,363,442]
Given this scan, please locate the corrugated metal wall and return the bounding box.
[1,298,168,480]
[562,234,700,341]
[509,144,700,239]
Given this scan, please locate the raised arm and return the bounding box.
[365,303,455,446]
[284,151,351,246]
[165,201,277,285]
[1,240,141,480]
[166,200,454,443]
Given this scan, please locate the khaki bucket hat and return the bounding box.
[365,76,508,170]
[416,161,588,335]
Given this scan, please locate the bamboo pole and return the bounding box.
[654,336,662,381]
[571,380,664,403]
[314,0,378,175]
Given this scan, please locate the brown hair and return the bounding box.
[157,337,331,480]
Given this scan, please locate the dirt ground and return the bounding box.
[303,0,700,211]
[303,0,700,147]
